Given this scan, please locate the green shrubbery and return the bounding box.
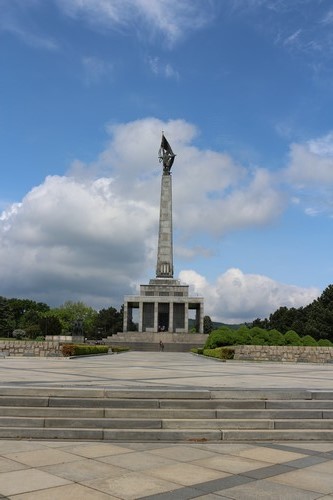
[61,344,109,356]
[203,347,235,360]
[196,326,333,361]
[204,326,333,350]
[110,346,130,353]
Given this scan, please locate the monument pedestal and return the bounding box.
[123,278,204,334]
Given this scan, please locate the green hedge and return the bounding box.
[204,327,333,349]
[203,347,235,360]
[110,346,130,353]
[62,344,109,356]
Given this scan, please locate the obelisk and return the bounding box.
[156,133,176,278]
[122,133,204,334]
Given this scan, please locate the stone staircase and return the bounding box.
[106,332,207,352]
[0,387,332,441]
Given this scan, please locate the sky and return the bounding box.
[1,0,333,323]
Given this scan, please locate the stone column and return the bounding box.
[153,302,158,332]
[169,302,174,333]
[138,302,143,332]
[156,173,173,278]
[123,302,128,332]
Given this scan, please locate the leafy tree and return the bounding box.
[51,301,98,337]
[39,315,62,336]
[251,284,333,342]
[0,297,15,337]
[7,299,49,329]
[203,315,213,334]
[92,306,123,338]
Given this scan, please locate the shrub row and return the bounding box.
[61,344,109,356]
[191,346,235,360]
[204,326,333,350]
[110,346,130,353]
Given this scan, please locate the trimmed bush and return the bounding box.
[110,346,130,353]
[62,344,109,356]
[61,344,76,356]
[203,347,235,360]
[317,339,333,347]
[301,335,317,346]
[190,347,204,354]
[284,330,302,346]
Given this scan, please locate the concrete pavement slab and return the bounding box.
[97,450,178,471]
[269,468,333,494]
[0,468,70,496]
[41,459,128,482]
[146,462,229,486]
[216,478,321,499]
[83,472,182,499]
[9,483,118,499]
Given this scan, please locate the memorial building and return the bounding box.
[123,134,204,334]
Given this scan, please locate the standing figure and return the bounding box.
[158,133,176,174]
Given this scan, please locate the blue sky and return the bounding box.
[1,0,333,322]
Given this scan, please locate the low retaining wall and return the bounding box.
[0,341,62,357]
[234,345,333,363]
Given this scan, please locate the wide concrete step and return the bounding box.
[162,418,333,430]
[1,387,333,441]
[222,429,333,441]
[4,417,332,431]
[0,406,332,420]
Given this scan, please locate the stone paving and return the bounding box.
[0,352,332,498]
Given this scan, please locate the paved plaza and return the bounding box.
[0,352,332,499]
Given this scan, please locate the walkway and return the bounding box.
[0,352,332,499]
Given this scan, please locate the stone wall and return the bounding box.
[234,345,333,363]
[0,341,62,357]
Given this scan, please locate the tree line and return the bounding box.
[251,284,333,343]
[0,297,125,340]
[1,284,332,342]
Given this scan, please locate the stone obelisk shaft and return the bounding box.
[156,173,173,278]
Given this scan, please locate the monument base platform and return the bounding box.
[105,332,207,352]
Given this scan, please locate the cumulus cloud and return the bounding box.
[55,0,216,45]
[180,268,319,323]
[0,116,292,312]
[284,132,333,216]
[0,175,157,308]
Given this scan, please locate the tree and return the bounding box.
[39,315,62,336]
[92,306,123,339]
[0,297,15,337]
[7,299,49,329]
[203,315,213,334]
[51,301,98,337]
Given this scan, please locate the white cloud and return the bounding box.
[284,133,333,217]
[147,56,179,79]
[82,56,113,85]
[286,142,333,186]
[55,0,215,45]
[0,117,288,311]
[0,175,157,308]
[180,268,319,323]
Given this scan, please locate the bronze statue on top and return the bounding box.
[158,133,176,174]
